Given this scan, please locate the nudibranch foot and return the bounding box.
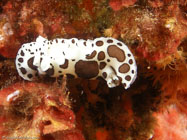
[15,36,137,89]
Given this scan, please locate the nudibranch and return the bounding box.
[15,36,137,89]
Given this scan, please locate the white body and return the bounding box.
[16,36,137,89]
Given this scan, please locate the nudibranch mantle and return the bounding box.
[16,36,137,89]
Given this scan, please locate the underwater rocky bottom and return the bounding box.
[0,0,187,140]
[0,58,186,140]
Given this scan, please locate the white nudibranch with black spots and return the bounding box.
[15,36,137,89]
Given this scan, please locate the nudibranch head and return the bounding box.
[15,36,48,81]
[15,36,137,89]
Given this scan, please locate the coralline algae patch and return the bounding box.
[109,0,137,11]
[15,36,137,89]
[153,105,187,140]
